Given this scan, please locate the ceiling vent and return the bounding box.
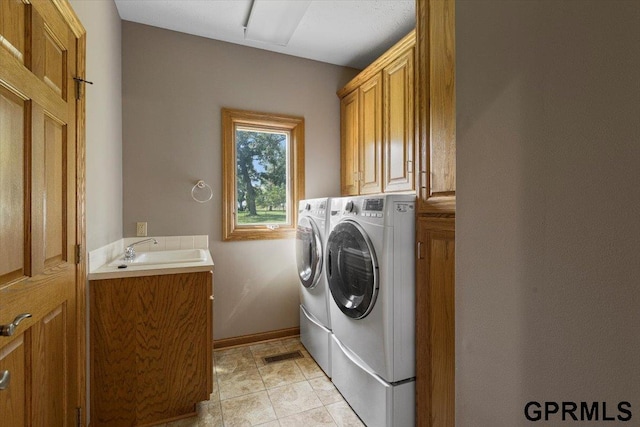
[244,0,312,46]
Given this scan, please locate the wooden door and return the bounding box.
[383,48,415,192]
[416,217,455,427]
[340,89,359,195]
[0,0,85,425]
[358,73,382,195]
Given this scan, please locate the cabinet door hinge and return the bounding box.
[75,244,82,264]
[76,407,82,427]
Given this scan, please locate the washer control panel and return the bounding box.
[341,198,385,218]
[300,199,327,216]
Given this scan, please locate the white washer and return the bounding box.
[326,194,416,427]
[296,198,332,377]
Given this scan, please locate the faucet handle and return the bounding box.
[124,238,157,260]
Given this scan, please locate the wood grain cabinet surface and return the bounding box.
[415,0,456,426]
[340,89,360,195]
[416,217,455,427]
[90,271,213,427]
[338,30,415,196]
[416,0,456,214]
[383,48,415,193]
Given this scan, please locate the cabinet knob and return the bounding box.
[0,313,32,337]
[0,370,10,390]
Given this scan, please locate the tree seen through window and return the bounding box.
[235,128,289,224]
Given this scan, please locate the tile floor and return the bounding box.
[160,337,365,427]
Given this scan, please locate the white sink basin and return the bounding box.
[109,249,207,266]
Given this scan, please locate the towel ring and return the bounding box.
[191,180,213,203]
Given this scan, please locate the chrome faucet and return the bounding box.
[124,238,158,260]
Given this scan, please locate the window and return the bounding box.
[222,108,305,241]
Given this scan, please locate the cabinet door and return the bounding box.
[359,73,383,194]
[416,0,456,213]
[416,217,455,427]
[90,271,212,426]
[383,48,415,192]
[340,90,360,195]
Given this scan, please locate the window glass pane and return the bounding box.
[221,108,304,241]
[235,127,289,225]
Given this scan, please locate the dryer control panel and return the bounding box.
[364,198,384,211]
[362,198,384,218]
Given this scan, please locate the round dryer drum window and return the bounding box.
[296,216,323,289]
[326,221,378,319]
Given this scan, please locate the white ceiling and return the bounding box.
[113,0,416,70]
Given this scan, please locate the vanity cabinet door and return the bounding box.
[90,271,213,427]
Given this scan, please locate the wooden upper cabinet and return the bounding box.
[338,30,416,196]
[340,90,360,196]
[358,73,383,194]
[384,48,415,193]
[417,0,456,213]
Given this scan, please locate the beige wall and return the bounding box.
[69,0,123,252]
[457,0,640,424]
[121,22,359,340]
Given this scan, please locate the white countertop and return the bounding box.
[88,249,214,280]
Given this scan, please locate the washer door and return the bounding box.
[296,216,323,289]
[326,221,378,319]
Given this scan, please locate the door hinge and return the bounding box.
[75,244,82,264]
[73,77,93,100]
[76,407,82,427]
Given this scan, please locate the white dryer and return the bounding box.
[296,198,332,377]
[326,194,416,427]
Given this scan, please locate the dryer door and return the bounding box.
[326,221,378,319]
[296,216,323,289]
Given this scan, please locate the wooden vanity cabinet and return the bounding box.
[338,30,415,196]
[90,271,213,427]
